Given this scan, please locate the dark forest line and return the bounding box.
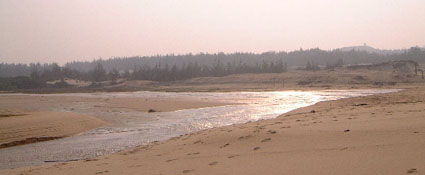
[0,47,424,91]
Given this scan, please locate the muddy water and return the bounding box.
[0,89,399,169]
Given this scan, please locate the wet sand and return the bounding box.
[2,87,424,175]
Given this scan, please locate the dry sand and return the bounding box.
[2,86,424,175]
[112,68,424,92]
[0,111,106,148]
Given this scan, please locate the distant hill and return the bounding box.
[337,44,405,55]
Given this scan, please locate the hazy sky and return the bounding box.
[1,0,425,64]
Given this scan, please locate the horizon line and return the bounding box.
[1,45,424,66]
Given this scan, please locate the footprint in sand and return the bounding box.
[407,168,417,174]
[227,154,239,158]
[261,138,271,142]
[95,170,109,174]
[267,130,277,134]
[193,140,203,144]
[209,162,218,166]
[238,135,252,140]
[182,169,194,173]
[95,163,109,166]
[128,164,143,168]
[166,158,178,162]
[187,152,200,156]
[220,143,230,148]
[84,159,99,162]
[340,147,348,151]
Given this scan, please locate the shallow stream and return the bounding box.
[0,89,399,169]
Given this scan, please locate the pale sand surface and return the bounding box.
[0,111,106,148]
[2,87,424,175]
[0,95,229,114]
[0,94,230,149]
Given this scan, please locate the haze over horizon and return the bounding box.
[1,0,425,64]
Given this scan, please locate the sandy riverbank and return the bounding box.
[0,94,230,149]
[0,94,230,114]
[0,111,106,148]
[2,87,424,175]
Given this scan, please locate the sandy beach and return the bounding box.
[0,111,106,148]
[1,86,424,175]
[1,0,424,174]
[0,94,229,150]
[0,94,230,114]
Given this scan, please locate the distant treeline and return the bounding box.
[0,47,424,90]
[0,58,288,90]
[64,47,425,72]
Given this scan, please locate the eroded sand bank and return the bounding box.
[0,111,106,148]
[2,87,424,175]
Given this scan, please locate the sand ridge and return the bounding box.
[2,87,424,175]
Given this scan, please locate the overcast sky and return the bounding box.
[1,0,425,64]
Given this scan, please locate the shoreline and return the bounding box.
[3,87,424,174]
[0,111,106,149]
[0,89,393,169]
[0,93,233,169]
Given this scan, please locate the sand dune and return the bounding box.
[111,68,424,92]
[2,87,424,175]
